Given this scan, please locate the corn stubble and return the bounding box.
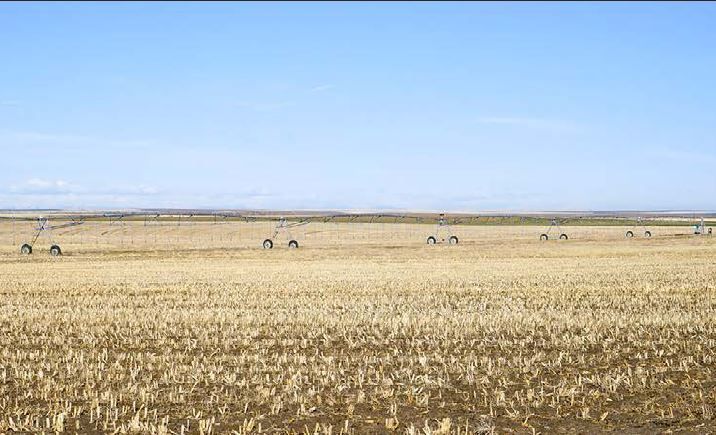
[0,227,715,433]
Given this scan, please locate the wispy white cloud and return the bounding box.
[477,116,579,133]
[229,84,333,113]
[232,100,296,112]
[10,178,75,194]
[308,84,335,93]
[6,131,92,144]
[0,130,157,150]
[647,147,716,165]
[0,180,287,209]
[7,179,161,196]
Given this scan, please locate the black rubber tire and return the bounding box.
[262,239,273,249]
[709,228,713,235]
[448,236,458,245]
[20,244,32,255]
[626,230,634,238]
[49,245,62,256]
[427,236,437,245]
[559,234,568,240]
[540,234,548,241]
[288,240,299,249]
[644,231,652,238]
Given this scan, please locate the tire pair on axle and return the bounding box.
[625,230,651,238]
[20,244,62,256]
[262,239,299,249]
[540,233,568,241]
[426,236,459,245]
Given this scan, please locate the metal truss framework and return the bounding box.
[625,217,652,238]
[1,210,713,255]
[540,219,568,241]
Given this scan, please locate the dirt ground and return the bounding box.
[0,224,715,433]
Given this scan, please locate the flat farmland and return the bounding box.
[0,219,702,253]
[0,225,715,433]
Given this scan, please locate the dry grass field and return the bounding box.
[1,222,715,433]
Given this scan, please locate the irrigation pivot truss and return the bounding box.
[0,209,714,256]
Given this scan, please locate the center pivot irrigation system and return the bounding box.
[625,217,652,238]
[426,214,459,245]
[539,219,568,241]
[1,210,713,256]
[18,216,85,256]
[262,217,309,249]
[694,218,713,235]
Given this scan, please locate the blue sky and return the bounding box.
[1,2,715,211]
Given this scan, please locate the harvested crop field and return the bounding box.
[1,225,715,433]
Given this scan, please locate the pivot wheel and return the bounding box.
[709,228,713,235]
[644,231,652,238]
[262,239,273,249]
[49,245,62,256]
[448,236,458,245]
[559,234,568,240]
[20,244,32,255]
[625,230,634,238]
[426,236,437,245]
[539,234,548,241]
[288,240,299,249]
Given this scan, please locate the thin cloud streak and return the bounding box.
[308,84,335,93]
[477,116,579,133]
[7,179,161,196]
[232,100,296,112]
[0,130,157,150]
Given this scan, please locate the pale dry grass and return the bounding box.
[0,224,714,433]
[0,219,697,253]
